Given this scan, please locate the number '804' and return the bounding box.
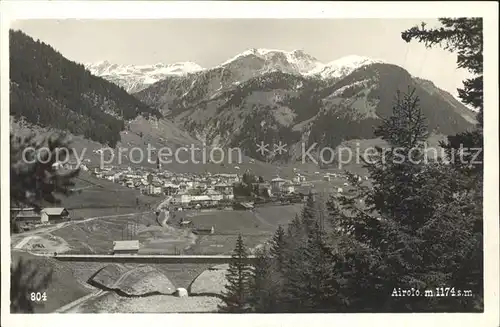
[30,292,47,302]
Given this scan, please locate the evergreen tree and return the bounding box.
[219,234,253,313]
[402,19,483,126]
[299,223,343,312]
[269,225,286,273]
[10,131,80,312]
[401,18,483,311]
[301,193,318,235]
[280,194,339,312]
[248,247,279,312]
[402,19,483,175]
[334,88,482,311]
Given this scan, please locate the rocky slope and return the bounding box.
[126,49,477,162]
[85,61,204,93]
[9,29,163,148]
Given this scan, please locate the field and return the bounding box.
[61,172,160,218]
[13,202,304,256]
[11,212,197,255]
[173,204,303,255]
[11,178,359,313]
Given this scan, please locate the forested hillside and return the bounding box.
[9,30,162,147]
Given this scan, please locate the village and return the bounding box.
[10,156,365,236]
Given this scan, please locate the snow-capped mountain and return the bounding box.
[83,48,476,163]
[86,49,385,94]
[215,49,385,80]
[307,54,385,79]
[133,51,476,162]
[85,61,205,93]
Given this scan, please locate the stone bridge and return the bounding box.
[54,254,256,264]
[52,254,257,289]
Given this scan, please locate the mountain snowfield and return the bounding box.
[85,60,205,93]
[85,48,476,163]
[85,49,385,93]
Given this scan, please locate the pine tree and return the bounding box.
[402,18,483,311]
[219,234,253,313]
[281,195,325,312]
[333,88,483,312]
[402,19,483,175]
[297,221,343,312]
[301,193,317,235]
[402,19,483,125]
[248,247,280,312]
[269,225,286,272]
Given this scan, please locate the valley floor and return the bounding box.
[10,203,304,313]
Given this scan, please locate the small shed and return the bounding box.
[11,208,41,224]
[234,202,254,210]
[41,208,69,223]
[113,240,140,255]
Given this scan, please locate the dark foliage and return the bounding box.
[333,88,482,312]
[9,30,161,147]
[219,234,253,313]
[402,19,483,123]
[10,128,81,313]
[10,131,80,210]
[10,258,53,313]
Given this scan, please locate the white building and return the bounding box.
[113,240,140,255]
[281,182,296,194]
[270,177,287,194]
[40,207,70,224]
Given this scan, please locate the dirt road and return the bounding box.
[12,211,151,252]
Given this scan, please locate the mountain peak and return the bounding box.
[85,61,205,92]
[305,54,385,79]
[327,54,385,67]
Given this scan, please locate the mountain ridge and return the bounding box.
[11,32,477,166]
[85,49,386,93]
[133,59,476,162]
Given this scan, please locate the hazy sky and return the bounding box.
[11,19,471,97]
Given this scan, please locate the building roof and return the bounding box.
[214,183,231,187]
[203,189,221,196]
[14,210,41,219]
[239,202,254,209]
[191,195,211,201]
[11,207,36,212]
[42,208,67,215]
[271,177,286,182]
[113,240,140,251]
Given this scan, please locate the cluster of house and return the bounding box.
[91,165,324,209]
[94,166,239,194]
[11,207,70,230]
